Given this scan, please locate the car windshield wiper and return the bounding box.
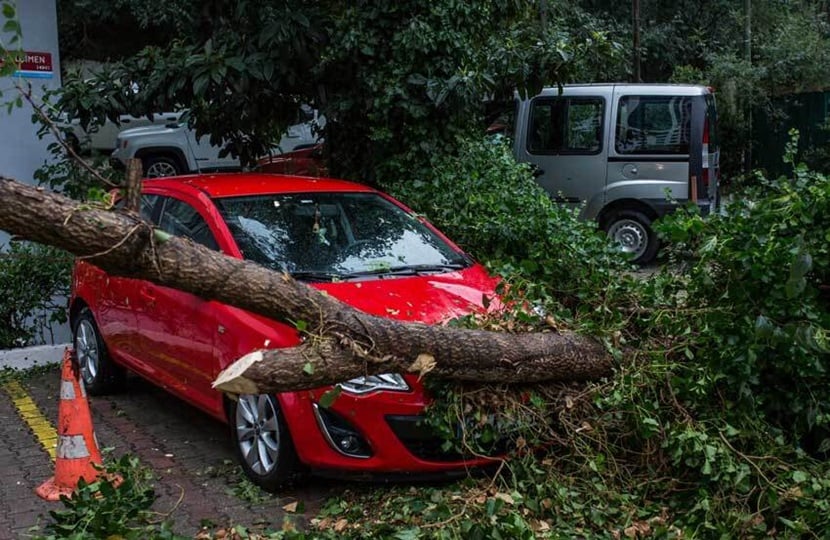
[288,270,343,282]
[341,262,469,278]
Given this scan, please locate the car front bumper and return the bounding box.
[279,385,500,474]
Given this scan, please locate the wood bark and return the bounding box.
[0,176,613,393]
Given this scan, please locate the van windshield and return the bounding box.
[615,96,692,155]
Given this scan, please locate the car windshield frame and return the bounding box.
[213,191,470,281]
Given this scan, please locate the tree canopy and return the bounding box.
[53,0,623,181]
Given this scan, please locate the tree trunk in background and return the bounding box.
[0,176,613,393]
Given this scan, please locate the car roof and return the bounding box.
[143,173,378,199]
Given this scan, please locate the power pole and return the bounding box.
[632,0,641,82]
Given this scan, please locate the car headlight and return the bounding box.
[340,373,409,394]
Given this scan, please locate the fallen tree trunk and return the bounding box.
[0,176,613,393]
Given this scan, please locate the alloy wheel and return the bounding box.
[235,394,281,475]
[146,161,178,178]
[74,319,99,386]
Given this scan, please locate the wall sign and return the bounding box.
[4,51,55,79]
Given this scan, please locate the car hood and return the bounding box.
[313,264,499,324]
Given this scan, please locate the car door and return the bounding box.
[93,194,160,367]
[521,94,607,216]
[132,193,225,414]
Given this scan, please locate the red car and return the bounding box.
[255,144,328,177]
[70,173,498,491]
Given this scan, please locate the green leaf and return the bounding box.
[393,529,422,540]
[3,19,20,34]
[790,251,813,279]
[193,74,209,96]
[303,362,315,375]
[2,3,14,18]
[153,229,172,243]
[318,386,342,408]
[700,235,718,254]
[754,315,775,339]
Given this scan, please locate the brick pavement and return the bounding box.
[0,368,335,539]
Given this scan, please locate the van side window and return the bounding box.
[615,96,692,155]
[527,98,603,155]
[566,100,603,153]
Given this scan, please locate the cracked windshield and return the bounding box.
[215,192,468,279]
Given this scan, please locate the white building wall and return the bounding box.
[0,0,68,345]
[1,0,61,235]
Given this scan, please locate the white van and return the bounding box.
[507,84,719,263]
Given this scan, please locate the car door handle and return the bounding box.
[532,168,545,178]
[140,288,156,302]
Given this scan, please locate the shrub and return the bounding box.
[385,136,635,333]
[657,159,830,446]
[0,242,72,349]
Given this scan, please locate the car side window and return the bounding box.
[158,197,219,251]
[140,194,160,224]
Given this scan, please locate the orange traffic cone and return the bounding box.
[36,349,109,501]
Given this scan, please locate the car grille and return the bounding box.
[385,415,466,462]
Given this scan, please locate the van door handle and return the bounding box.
[140,287,156,302]
[532,168,545,178]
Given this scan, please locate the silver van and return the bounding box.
[509,84,719,263]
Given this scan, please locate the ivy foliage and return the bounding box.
[655,142,830,444]
[35,455,184,540]
[374,137,830,537]
[385,137,632,328]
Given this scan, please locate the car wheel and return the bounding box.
[143,156,182,178]
[72,308,125,395]
[229,393,300,492]
[604,210,659,265]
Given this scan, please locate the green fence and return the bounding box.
[753,90,830,177]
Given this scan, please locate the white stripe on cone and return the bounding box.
[56,434,90,459]
[59,380,75,400]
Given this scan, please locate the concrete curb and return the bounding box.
[0,344,69,370]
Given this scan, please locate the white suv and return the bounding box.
[64,112,182,154]
[111,110,324,178]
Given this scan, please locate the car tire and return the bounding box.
[604,210,659,265]
[229,393,300,492]
[142,156,182,178]
[72,308,125,395]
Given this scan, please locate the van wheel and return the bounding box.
[604,210,658,265]
[143,156,182,178]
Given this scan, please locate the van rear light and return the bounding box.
[700,117,711,192]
